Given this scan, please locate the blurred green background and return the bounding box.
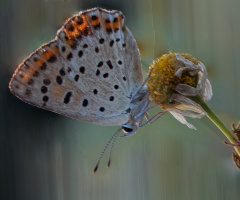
[1,0,240,199]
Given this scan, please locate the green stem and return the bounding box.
[191,96,240,156]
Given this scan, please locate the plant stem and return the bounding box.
[191,96,240,156]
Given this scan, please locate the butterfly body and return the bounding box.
[9,8,149,131]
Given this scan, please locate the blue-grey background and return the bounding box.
[1,0,240,199]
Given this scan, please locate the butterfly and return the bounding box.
[9,8,159,172]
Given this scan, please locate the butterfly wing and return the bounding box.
[9,8,143,126]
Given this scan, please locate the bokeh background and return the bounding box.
[1,0,240,199]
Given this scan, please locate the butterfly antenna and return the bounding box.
[93,128,122,173]
[107,130,120,168]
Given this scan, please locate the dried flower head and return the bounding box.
[147,52,213,129]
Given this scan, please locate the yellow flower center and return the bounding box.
[147,52,199,104]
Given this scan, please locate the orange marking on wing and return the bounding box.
[71,91,82,106]
[113,17,120,29]
[90,18,100,26]
[49,85,67,99]
[53,45,59,55]
[41,49,54,60]
[24,61,36,70]
[33,58,45,68]
[119,15,124,26]
[24,65,36,77]
[104,21,112,29]
[18,70,31,84]
[63,35,75,47]
[76,15,88,31]
[64,21,80,39]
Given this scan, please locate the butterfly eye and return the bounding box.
[122,125,133,133]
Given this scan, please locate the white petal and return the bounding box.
[174,54,201,78]
[203,79,213,101]
[198,61,207,73]
[175,54,199,69]
[175,84,201,96]
[174,58,212,103]
[196,61,207,93]
[169,108,205,118]
[174,67,199,79]
[170,93,205,114]
[169,111,196,130]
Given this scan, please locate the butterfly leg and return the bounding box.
[138,104,161,126]
[145,112,150,121]
[139,111,167,127]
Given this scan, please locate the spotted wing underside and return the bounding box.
[9,8,143,126]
